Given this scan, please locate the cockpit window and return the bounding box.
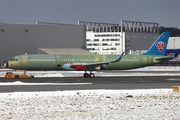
[10,58,18,61]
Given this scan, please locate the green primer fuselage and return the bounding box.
[8,54,172,71]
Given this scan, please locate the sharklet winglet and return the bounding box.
[110,52,125,63]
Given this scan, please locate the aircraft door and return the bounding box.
[94,55,105,62]
[21,55,29,69]
[142,56,147,64]
[22,56,28,64]
[55,55,62,69]
[147,56,152,65]
[143,56,151,65]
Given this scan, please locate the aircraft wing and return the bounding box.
[69,52,124,70]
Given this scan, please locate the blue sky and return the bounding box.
[0,0,179,28]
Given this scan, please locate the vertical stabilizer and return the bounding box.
[143,32,170,55]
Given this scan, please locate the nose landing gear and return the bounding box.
[4,61,9,68]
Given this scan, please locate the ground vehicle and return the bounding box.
[5,72,34,79]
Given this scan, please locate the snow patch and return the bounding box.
[0,81,92,86]
[0,89,180,119]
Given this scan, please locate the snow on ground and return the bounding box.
[0,89,180,120]
[0,81,92,86]
[0,67,180,119]
[128,66,180,71]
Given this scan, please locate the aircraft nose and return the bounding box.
[4,61,9,68]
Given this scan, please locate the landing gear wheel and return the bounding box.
[15,75,19,79]
[83,73,89,78]
[89,73,95,78]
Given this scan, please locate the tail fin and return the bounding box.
[143,32,170,56]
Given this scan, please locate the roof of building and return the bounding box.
[38,48,92,55]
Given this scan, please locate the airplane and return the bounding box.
[5,32,173,78]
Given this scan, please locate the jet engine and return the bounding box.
[63,64,106,71]
[62,64,75,70]
[70,64,85,71]
[62,64,85,71]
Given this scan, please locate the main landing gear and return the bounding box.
[83,71,95,78]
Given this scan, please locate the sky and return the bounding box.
[0,0,179,28]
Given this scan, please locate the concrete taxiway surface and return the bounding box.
[0,76,180,92]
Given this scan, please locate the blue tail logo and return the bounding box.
[143,32,170,56]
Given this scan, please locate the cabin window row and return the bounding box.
[108,59,139,62]
[61,59,139,62]
[124,59,138,61]
[29,59,55,61]
[62,59,98,62]
[28,59,139,62]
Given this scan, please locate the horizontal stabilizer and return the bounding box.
[155,56,173,62]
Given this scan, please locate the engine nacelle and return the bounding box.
[63,64,106,71]
[70,64,85,71]
[62,64,75,70]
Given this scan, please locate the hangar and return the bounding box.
[0,22,86,64]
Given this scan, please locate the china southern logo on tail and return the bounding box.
[155,41,166,52]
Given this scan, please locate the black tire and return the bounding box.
[89,73,95,78]
[15,75,19,79]
[83,73,89,78]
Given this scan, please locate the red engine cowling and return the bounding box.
[70,65,85,71]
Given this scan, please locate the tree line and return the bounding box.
[159,27,180,37]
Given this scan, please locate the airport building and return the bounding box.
[166,37,180,61]
[167,37,180,49]
[79,21,159,55]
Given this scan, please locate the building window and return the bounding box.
[87,44,92,46]
[111,48,116,50]
[94,39,99,41]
